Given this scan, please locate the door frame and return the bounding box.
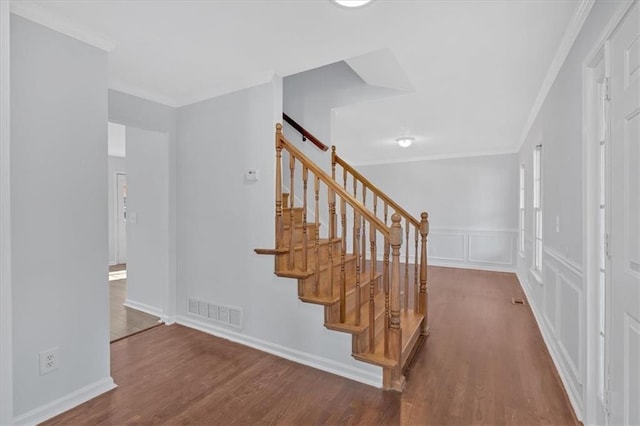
[0,1,13,423]
[115,172,127,265]
[582,1,638,423]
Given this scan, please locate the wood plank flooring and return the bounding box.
[45,267,578,425]
[109,264,161,342]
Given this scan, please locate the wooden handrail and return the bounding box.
[333,150,420,229]
[282,113,329,152]
[277,125,389,238]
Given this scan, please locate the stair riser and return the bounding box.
[282,224,319,245]
[345,279,381,314]
[298,255,358,298]
[276,240,342,271]
[352,317,386,354]
[282,208,303,225]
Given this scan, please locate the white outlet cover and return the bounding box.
[39,347,59,375]
[245,170,259,181]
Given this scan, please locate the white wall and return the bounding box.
[107,156,126,266]
[358,153,519,271]
[108,89,177,322]
[175,78,382,387]
[283,60,402,172]
[10,15,114,423]
[0,1,13,423]
[124,127,169,318]
[516,1,628,421]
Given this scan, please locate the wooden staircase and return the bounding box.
[256,122,430,391]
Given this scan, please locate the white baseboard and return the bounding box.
[373,253,516,274]
[176,315,382,388]
[428,259,516,274]
[123,298,163,319]
[516,271,583,421]
[12,376,116,426]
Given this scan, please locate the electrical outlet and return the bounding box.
[39,347,59,375]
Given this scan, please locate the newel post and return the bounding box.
[275,124,284,248]
[389,213,405,390]
[419,212,429,335]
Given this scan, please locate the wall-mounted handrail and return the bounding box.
[282,113,329,152]
[277,125,388,237]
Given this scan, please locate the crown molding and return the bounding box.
[109,79,179,108]
[10,1,116,52]
[347,148,518,167]
[516,0,595,152]
[109,69,277,109]
[175,70,275,107]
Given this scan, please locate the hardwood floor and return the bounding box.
[109,264,161,342]
[45,267,578,425]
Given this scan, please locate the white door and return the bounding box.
[609,2,640,425]
[116,172,127,264]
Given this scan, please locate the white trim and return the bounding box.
[516,0,596,151]
[544,246,583,277]
[516,271,584,421]
[110,70,277,110]
[428,259,516,274]
[9,1,115,52]
[557,272,584,385]
[123,298,164,321]
[530,267,544,286]
[109,79,179,109]
[431,226,519,233]
[176,315,382,389]
[0,1,12,423]
[582,4,637,423]
[467,233,515,266]
[348,148,518,167]
[175,70,275,107]
[12,377,116,426]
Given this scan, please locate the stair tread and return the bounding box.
[353,309,424,368]
[299,270,383,306]
[280,237,340,252]
[283,222,320,230]
[325,290,385,333]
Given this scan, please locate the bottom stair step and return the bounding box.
[352,310,424,369]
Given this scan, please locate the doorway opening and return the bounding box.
[108,122,160,342]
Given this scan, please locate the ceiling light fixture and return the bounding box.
[396,137,414,148]
[332,0,373,8]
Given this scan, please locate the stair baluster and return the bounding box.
[404,218,409,313]
[288,155,296,269]
[275,134,284,249]
[420,212,429,334]
[354,211,361,326]
[361,189,367,275]
[340,196,346,323]
[302,167,309,272]
[414,227,419,312]
[383,236,390,358]
[369,220,376,353]
[314,176,320,295]
[329,188,336,299]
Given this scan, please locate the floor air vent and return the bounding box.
[187,297,243,329]
[512,297,526,305]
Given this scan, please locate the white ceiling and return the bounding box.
[12,0,583,163]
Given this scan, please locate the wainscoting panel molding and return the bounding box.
[518,245,585,420]
[428,228,517,272]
